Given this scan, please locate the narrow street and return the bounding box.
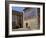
[12,28,31,31]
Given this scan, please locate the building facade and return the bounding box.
[23,8,40,30]
[12,10,23,29]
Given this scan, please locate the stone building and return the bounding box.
[12,10,23,29]
[12,8,40,30]
[23,8,40,30]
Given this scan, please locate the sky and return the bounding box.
[12,7,38,16]
[12,7,25,12]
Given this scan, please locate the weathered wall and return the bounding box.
[23,8,39,30]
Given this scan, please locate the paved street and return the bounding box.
[12,28,31,31]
